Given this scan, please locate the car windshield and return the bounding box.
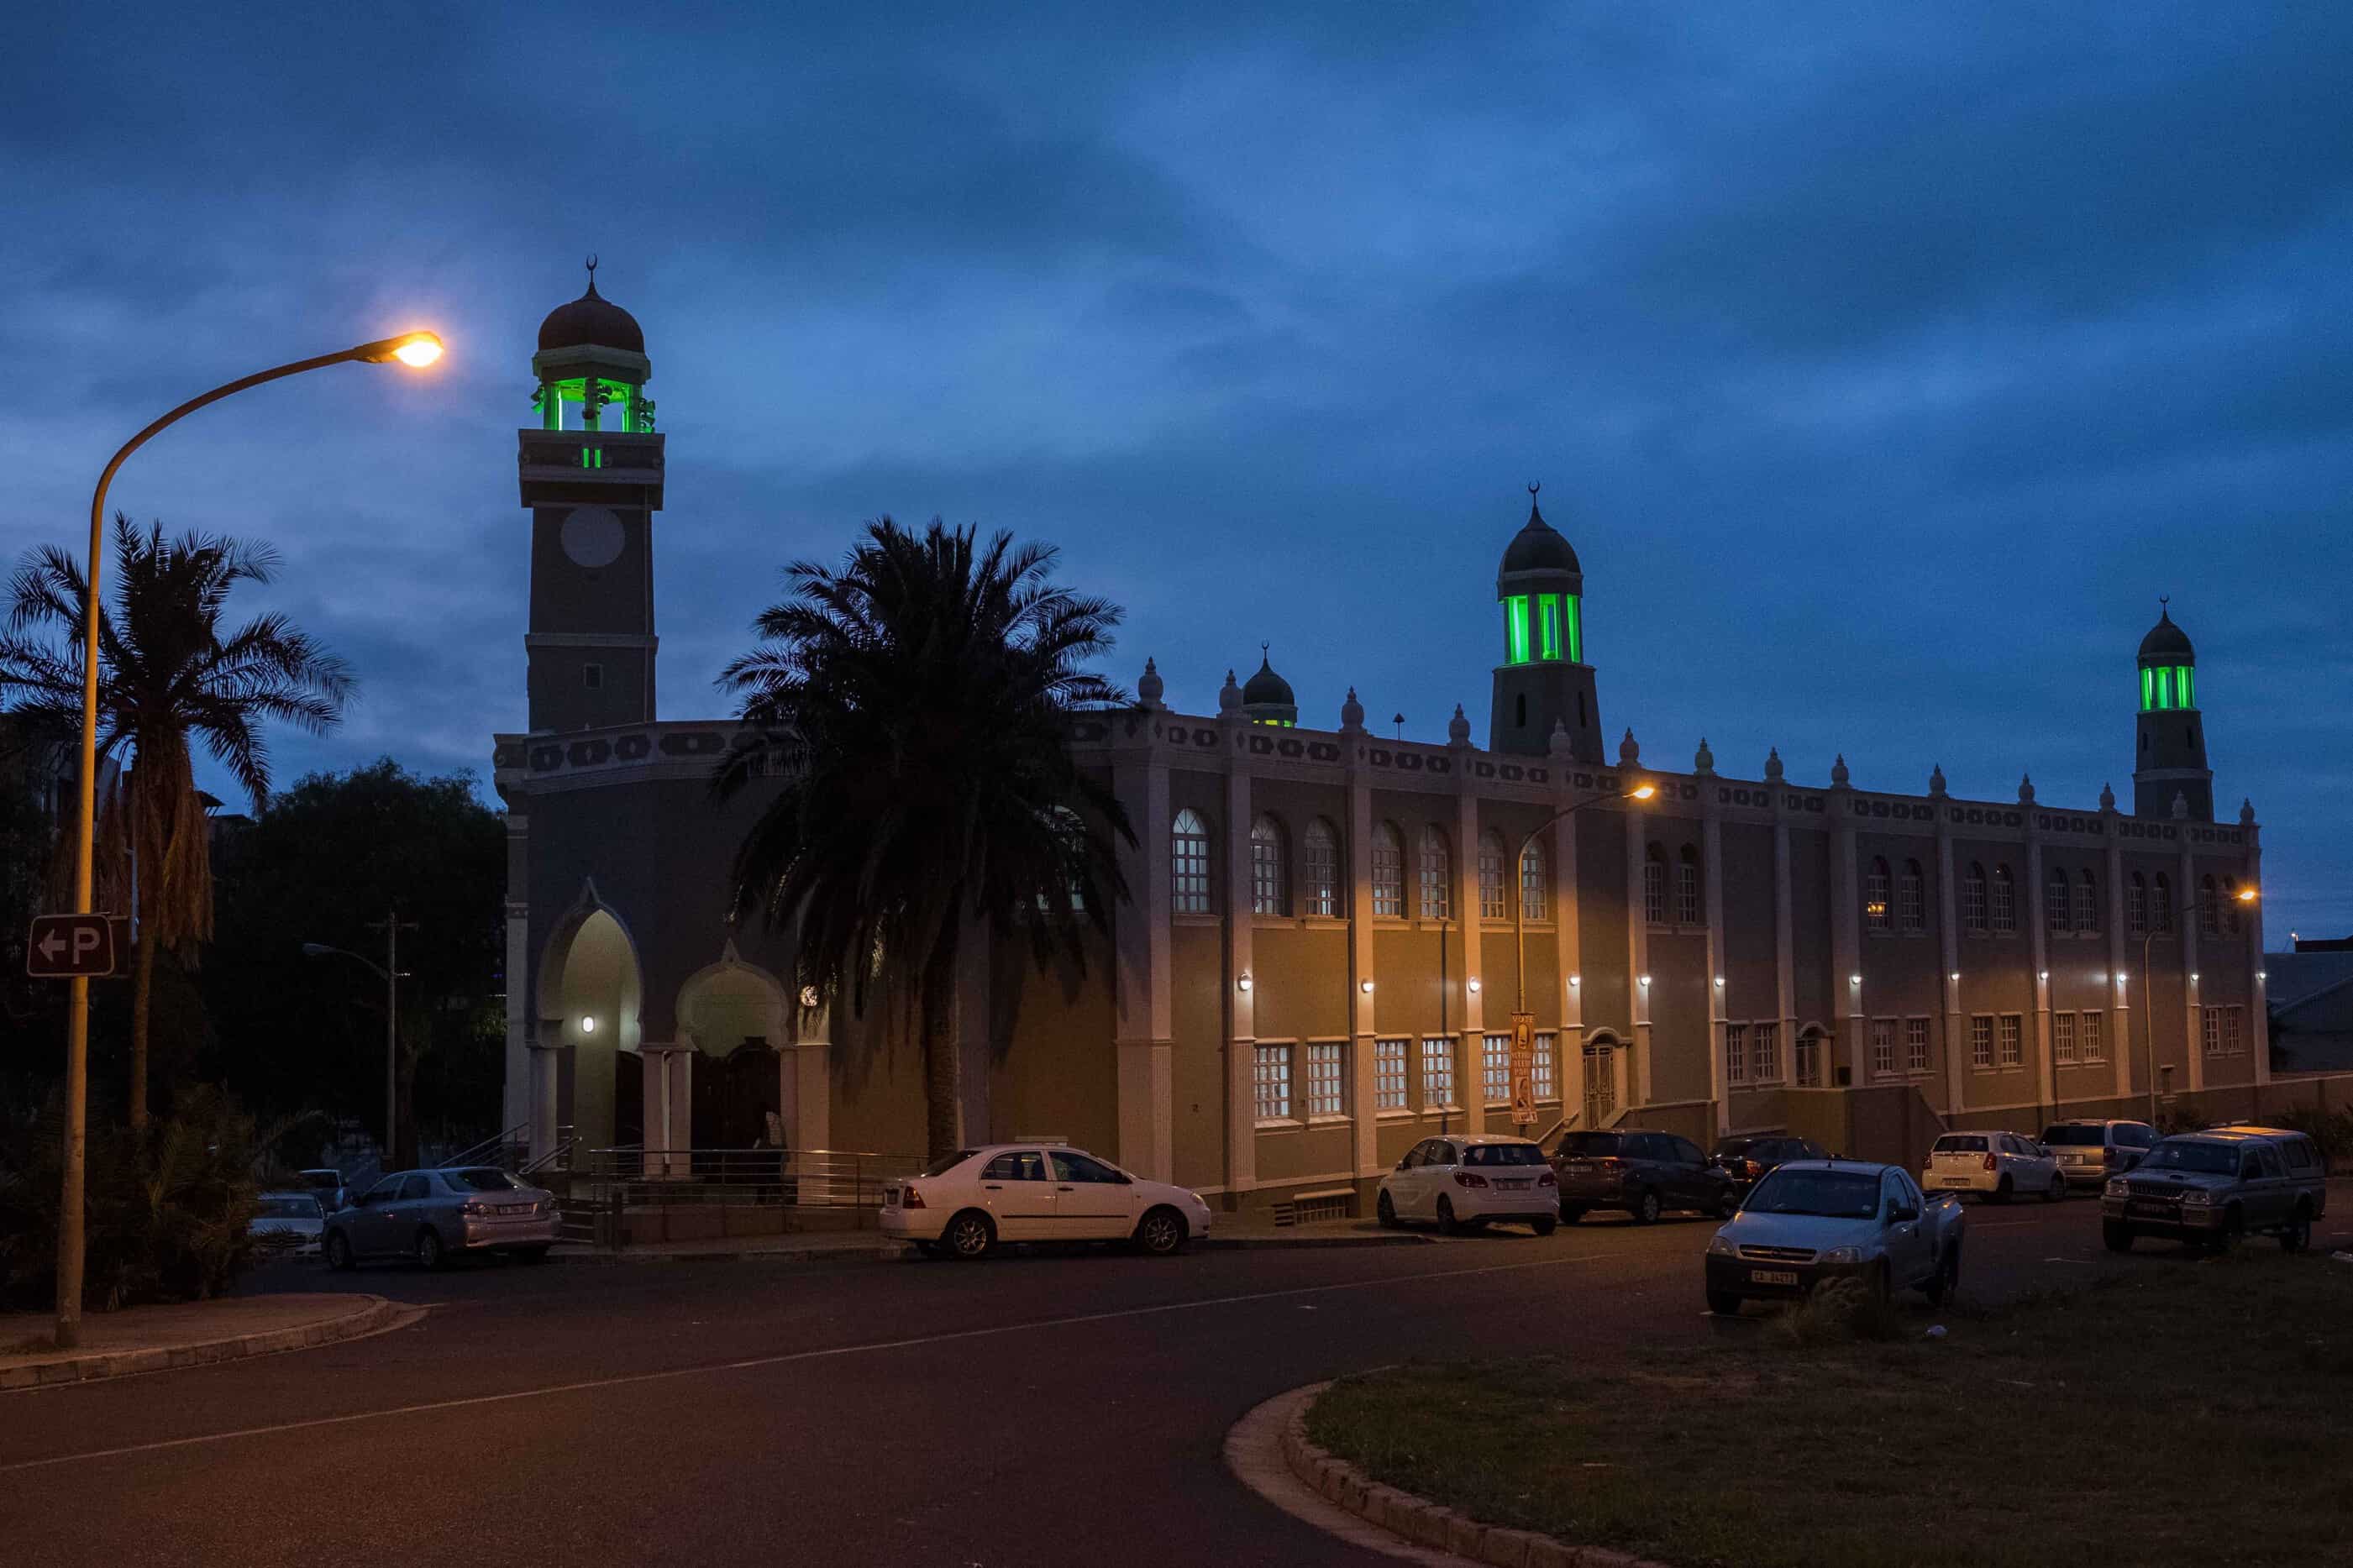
[2140,1141,2240,1175]
[923,1150,978,1177]
[1558,1133,1623,1157]
[2040,1125,2105,1146]
[1745,1169,1882,1220]
[1932,1135,1988,1153]
[299,1172,340,1188]
[1713,1137,1757,1157]
[1463,1143,1546,1167]
[444,1168,518,1191]
[256,1195,320,1218]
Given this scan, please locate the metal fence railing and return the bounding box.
[551,1147,926,1249]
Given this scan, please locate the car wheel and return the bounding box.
[1925,1245,1960,1307]
[1867,1261,1892,1308]
[943,1209,995,1260]
[1632,1189,1662,1225]
[1531,1216,1557,1238]
[1134,1206,1188,1256]
[1714,1188,1740,1219]
[323,1230,355,1272]
[1706,1290,1742,1317]
[2210,1207,2244,1254]
[1989,1176,2013,1205]
[1436,1197,1463,1235]
[2043,1172,2066,1203]
[1557,1204,1585,1225]
[515,1245,551,1264]
[2102,1220,2134,1253]
[2281,1206,2313,1254]
[414,1228,445,1271]
[1376,1191,1400,1230]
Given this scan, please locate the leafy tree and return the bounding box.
[0,517,350,1130]
[718,518,1133,1159]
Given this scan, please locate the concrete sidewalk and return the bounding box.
[0,1293,412,1391]
[547,1216,1429,1265]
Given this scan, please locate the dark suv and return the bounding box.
[1710,1134,1829,1195]
[1552,1129,1739,1224]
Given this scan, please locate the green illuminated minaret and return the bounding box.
[2131,599,2211,820]
[1488,485,1602,759]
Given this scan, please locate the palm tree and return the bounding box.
[0,516,352,1130]
[717,518,1133,1159]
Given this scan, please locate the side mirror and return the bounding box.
[1888,1204,1919,1224]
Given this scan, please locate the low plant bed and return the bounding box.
[1307,1256,2352,1568]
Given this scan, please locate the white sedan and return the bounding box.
[880,1144,1214,1259]
[1377,1134,1560,1235]
[1923,1130,2067,1204]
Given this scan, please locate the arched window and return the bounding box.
[1522,840,1547,923]
[1642,843,1668,925]
[1171,809,1211,915]
[1676,845,1701,925]
[2046,868,2072,935]
[1864,857,1892,931]
[2198,875,2219,936]
[1795,1026,1825,1088]
[1899,860,1925,931]
[2129,873,2148,936]
[2152,873,2173,933]
[1371,822,1405,918]
[1248,815,1286,916]
[1962,863,1988,935]
[2074,869,2098,933]
[1419,826,1452,920]
[1991,866,2016,934]
[1302,818,1341,918]
[1477,831,1508,921]
[2224,876,2243,935]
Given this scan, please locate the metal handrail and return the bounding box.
[439,1121,531,1171]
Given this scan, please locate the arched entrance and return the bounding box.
[678,948,793,1156]
[1583,1030,1620,1128]
[541,905,643,1151]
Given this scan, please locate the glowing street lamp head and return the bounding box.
[2235,887,2258,904]
[354,329,445,367]
[1627,784,1657,800]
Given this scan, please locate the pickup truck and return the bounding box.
[1703,1159,1966,1316]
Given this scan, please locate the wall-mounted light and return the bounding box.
[1950,972,1961,983]
[580,1015,596,1035]
[1466,977,1481,994]
[1360,978,1375,994]
[2038,971,2049,983]
[1237,972,1253,993]
[1714,976,1725,989]
[2258,970,2268,981]
[1848,974,1862,987]
[1568,974,1581,988]
[1638,974,1652,988]
[2190,972,2200,983]
[800,985,820,1009]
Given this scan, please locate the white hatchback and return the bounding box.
[880,1144,1214,1259]
[1923,1130,2067,1204]
[1377,1134,1560,1235]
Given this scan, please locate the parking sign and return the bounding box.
[27,914,119,979]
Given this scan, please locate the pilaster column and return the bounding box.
[1554,792,1584,1116]
[2025,825,2053,1117]
[1772,794,1796,1086]
[1623,804,1651,1107]
[1829,781,1863,1087]
[789,998,832,1157]
[1347,729,1387,1158]
[1222,721,1256,1192]
[502,812,530,1136]
[1935,809,1964,1111]
[1703,791,1728,1134]
[1113,748,1175,1183]
[2104,810,2130,1103]
[528,1032,561,1165]
[2179,836,2203,1093]
[2247,819,2270,1085]
[643,1044,691,1179]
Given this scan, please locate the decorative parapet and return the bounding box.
[491,720,788,794]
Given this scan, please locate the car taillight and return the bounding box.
[1596,1156,1624,1171]
[1455,1171,1489,1188]
[460,1200,489,1217]
[1538,1170,1557,1188]
[901,1184,925,1209]
[1983,1153,1998,1172]
[1743,1160,1762,1177]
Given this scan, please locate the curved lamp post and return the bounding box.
[2139,884,2256,1127]
[1513,782,1655,1015]
[53,331,444,1350]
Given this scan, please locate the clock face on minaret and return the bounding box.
[520,265,663,736]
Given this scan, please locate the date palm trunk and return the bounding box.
[920,936,964,1161]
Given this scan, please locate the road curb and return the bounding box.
[0,1295,407,1392]
[1257,1378,1678,1568]
[541,1230,1431,1265]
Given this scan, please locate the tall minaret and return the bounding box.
[518,260,663,734]
[2131,599,2212,821]
[1488,485,1603,758]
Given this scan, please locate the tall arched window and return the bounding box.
[1171,809,1211,915]
[1864,857,1892,931]
[1991,865,2016,934]
[1248,815,1286,916]
[1522,840,1547,922]
[2046,868,2072,935]
[2224,876,2243,935]
[1371,822,1405,918]
[1899,860,1925,931]
[1477,831,1508,921]
[1642,843,1668,925]
[2074,869,2098,933]
[1302,818,1340,918]
[2129,872,2148,936]
[2198,875,2219,936]
[1676,845,1701,925]
[2152,873,2173,933]
[1963,863,1988,934]
[1419,825,1452,920]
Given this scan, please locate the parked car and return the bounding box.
[323,1167,559,1270]
[1922,1130,2067,1203]
[1552,1129,1738,1224]
[879,1144,1213,1259]
[1710,1134,1830,1195]
[1378,1135,1559,1235]
[297,1167,350,1213]
[1704,1160,1966,1315]
[2039,1119,2159,1188]
[249,1191,326,1256]
[2103,1128,2329,1254]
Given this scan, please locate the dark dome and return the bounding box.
[2138,605,2194,663]
[538,280,644,354]
[1500,497,1582,576]
[1242,653,1295,708]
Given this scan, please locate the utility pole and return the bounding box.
[369,909,419,1164]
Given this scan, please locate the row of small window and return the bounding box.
[2201,1004,2248,1057]
[1253,1033,1562,1123]
[1174,810,1550,921]
[1722,1022,1830,1088]
[1933,865,2245,940]
[1640,844,1704,926]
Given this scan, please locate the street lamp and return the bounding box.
[2139,885,2258,1125]
[51,330,442,1350]
[1514,783,1654,1015]
[303,909,416,1169]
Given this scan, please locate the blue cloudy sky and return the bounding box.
[5,6,2349,936]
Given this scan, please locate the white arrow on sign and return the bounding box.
[39,929,69,962]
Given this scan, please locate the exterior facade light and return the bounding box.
[1714,976,1725,988]
[2039,971,2049,982]
[1637,974,1652,988]
[1360,978,1375,994]
[1237,973,1253,993]
[800,986,820,1008]
[2190,972,2200,983]
[1848,973,1862,987]
[1950,971,1961,982]
[2258,970,2267,981]
[1466,977,1481,994]
[1568,974,1581,988]
[580,1015,596,1035]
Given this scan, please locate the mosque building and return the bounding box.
[495,275,2272,1216]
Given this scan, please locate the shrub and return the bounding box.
[0,1085,264,1311]
[1775,1273,1902,1345]
[2266,1103,2353,1159]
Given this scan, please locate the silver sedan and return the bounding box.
[324,1167,560,1270]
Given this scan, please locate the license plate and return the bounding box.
[884,1188,901,1206]
[1939,1177,1971,1187]
[1749,1269,1799,1287]
[2128,1199,2175,1217]
[1497,1179,1529,1191]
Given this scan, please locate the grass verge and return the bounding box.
[1307,1253,2353,1568]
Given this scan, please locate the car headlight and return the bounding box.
[1706,1233,1736,1256]
[2180,1189,2213,1206]
[2104,1177,2128,1197]
[1820,1246,1861,1265]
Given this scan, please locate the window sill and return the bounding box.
[1376,1108,1416,1121]
[1306,1114,1352,1127]
[1254,1118,1303,1132]
[1172,912,1220,928]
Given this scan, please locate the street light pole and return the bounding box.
[2138,885,2257,1129]
[52,329,443,1352]
[1513,783,1656,1015]
[304,909,417,1167]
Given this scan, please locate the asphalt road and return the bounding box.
[5,1192,2339,1567]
